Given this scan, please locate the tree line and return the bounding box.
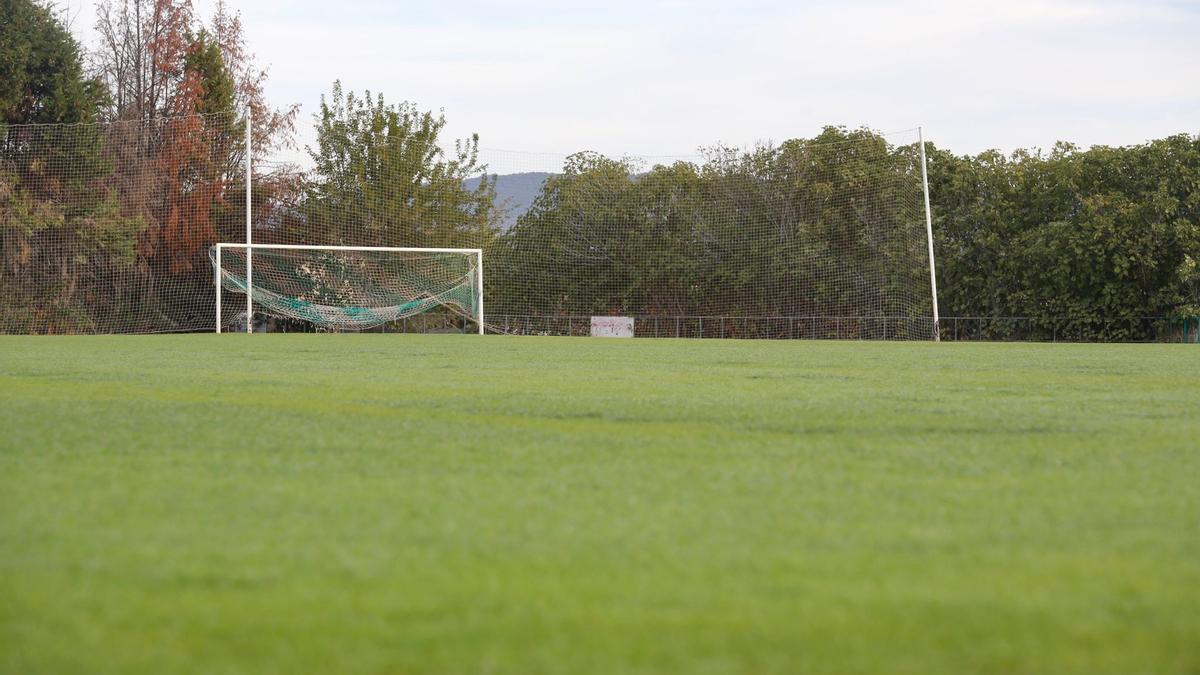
[2,0,1197,337]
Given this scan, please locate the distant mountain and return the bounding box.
[465,172,551,231]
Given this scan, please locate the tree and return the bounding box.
[489,152,654,316]
[698,129,929,319]
[1,0,140,332]
[87,0,298,328]
[1,0,107,124]
[301,82,498,249]
[92,0,194,121]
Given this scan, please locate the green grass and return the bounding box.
[1,335,1198,674]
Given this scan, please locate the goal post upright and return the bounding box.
[476,248,485,335]
[918,126,941,342]
[245,110,253,334]
[215,244,222,333]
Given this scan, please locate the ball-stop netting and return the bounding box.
[3,112,937,338]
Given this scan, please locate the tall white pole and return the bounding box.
[918,126,941,342]
[476,249,485,335]
[215,245,222,333]
[245,111,253,334]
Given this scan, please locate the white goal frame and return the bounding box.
[213,243,485,335]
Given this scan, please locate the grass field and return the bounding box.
[1,335,1198,674]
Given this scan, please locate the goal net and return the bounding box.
[210,245,483,332]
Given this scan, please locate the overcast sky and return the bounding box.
[62,0,1200,168]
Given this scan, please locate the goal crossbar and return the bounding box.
[215,243,484,254]
[213,243,484,335]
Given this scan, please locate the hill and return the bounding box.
[465,172,552,230]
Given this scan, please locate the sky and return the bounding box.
[59,0,1200,169]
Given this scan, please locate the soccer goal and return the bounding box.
[209,244,484,334]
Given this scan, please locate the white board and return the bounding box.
[590,316,635,338]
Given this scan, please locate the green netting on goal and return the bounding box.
[209,246,480,329]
